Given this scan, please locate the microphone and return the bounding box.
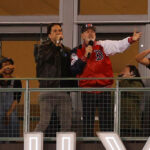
[56,37,63,44]
[87,40,94,58]
[88,40,94,46]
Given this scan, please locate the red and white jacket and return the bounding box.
[71,37,132,88]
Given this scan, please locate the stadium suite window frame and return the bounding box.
[0,0,149,77]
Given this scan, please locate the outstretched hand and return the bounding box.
[132,30,142,42]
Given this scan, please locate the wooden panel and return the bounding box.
[2,41,38,78]
[2,41,40,104]
[110,42,139,75]
[80,0,148,15]
[0,0,59,15]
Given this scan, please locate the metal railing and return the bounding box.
[0,77,149,141]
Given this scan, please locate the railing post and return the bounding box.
[24,79,30,133]
[114,79,120,135]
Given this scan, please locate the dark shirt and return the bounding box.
[0,79,22,103]
[34,39,77,88]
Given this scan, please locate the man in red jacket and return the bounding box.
[71,24,142,137]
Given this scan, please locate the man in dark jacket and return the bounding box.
[34,23,72,133]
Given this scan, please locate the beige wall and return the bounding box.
[2,41,38,78]
[80,0,148,15]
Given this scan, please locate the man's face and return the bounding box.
[48,25,63,42]
[81,28,96,45]
[2,61,14,75]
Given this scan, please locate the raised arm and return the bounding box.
[135,49,150,66]
[98,31,142,56]
[132,30,142,42]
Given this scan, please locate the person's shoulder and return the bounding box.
[41,39,51,45]
[71,44,82,53]
[132,80,144,87]
[13,77,22,87]
[39,39,52,50]
[63,45,71,52]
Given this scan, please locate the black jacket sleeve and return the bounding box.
[70,46,87,75]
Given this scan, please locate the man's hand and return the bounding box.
[84,45,93,58]
[132,30,142,42]
[55,35,63,47]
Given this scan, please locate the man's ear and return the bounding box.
[48,34,51,39]
[81,33,84,40]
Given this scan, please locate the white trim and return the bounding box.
[62,137,71,150]
[76,15,149,23]
[0,25,47,34]
[0,16,60,24]
[59,0,63,23]
[148,0,150,20]
[73,0,78,22]
[29,137,38,150]
[62,0,74,48]
[106,137,121,150]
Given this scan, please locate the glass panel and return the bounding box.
[79,0,148,15]
[0,0,59,15]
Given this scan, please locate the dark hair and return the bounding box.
[0,57,14,69]
[47,23,61,35]
[126,65,145,86]
[127,65,140,77]
[81,24,96,33]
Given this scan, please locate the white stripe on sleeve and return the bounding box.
[96,37,130,56]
